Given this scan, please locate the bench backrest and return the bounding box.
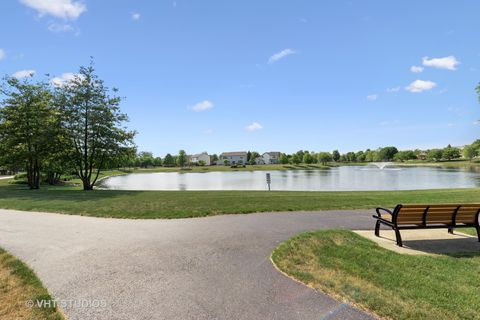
[394,204,480,226]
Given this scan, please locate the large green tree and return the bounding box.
[177,150,187,167]
[55,62,136,190]
[0,76,58,189]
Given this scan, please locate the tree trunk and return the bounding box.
[26,159,40,189]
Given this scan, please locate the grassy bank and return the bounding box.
[271,230,480,320]
[2,179,480,218]
[0,247,64,319]
[126,163,330,173]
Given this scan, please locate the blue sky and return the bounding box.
[1,0,479,156]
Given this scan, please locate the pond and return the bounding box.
[99,165,480,191]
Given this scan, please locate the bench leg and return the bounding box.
[374,220,381,237]
[448,226,454,234]
[476,226,480,242]
[394,227,403,247]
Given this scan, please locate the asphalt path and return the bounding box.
[0,209,376,320]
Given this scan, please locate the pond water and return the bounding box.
[99,165,480,191]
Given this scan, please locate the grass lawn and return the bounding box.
[2,179,480,218]
[0,247,64,320]
[271,230,480,320]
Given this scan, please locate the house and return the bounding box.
[189,152,211,166]
[254,156,265,165]
[417,152,427,161]
[219,151,248,165]
[262,152,281,164]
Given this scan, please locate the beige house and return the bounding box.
[262,152,281,164]
[219,151,247,165]
[189,152,211,166]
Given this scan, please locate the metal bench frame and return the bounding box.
[373,204,480,247]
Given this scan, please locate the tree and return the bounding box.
[163,153,175,166]
[303,152,314,164]
[345,152,356,162]
[332,150,340,162]
[426,149,443,161]
[138,151,154,168]
[317,152,332,165]
[249,151,260,165]
[394,150,416,162]
[0,76,58,189]
[56,62,136,190]
[280,153,289,164]
[442,145,461,161]
[177,150,187,167]
[463,145,477,160]
[377,146,398,161]
[290,154,301,164]
[153,157,162,167]
[355,151,365,162]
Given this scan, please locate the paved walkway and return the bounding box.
[0,209,375,320]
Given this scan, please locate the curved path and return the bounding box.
[0,209,375,320]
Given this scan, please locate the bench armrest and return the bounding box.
[375,207,393,218]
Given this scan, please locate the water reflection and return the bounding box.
[100,166,480,191]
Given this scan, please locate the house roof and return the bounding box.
[220,151,247,156]
[263,152,281,157]
[190,152,209,158]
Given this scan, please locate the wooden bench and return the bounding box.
[373,204,480,247]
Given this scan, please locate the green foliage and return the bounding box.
[426,149,443,161]
[153,157,162,166]
[463,145,478,160]
[302,152,314,164]
[55,61,136,190]
[377,146,398,161]
[280,153,289,164]
[177,149,187,166]
[317,152,332,165]
[442,145,461,161]
[0,76,60,189]
[290,154,301,164]
[163,153,175,167]
[394,150,416,162]
[332,150,340,162]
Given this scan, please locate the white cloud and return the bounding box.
[386,86,400,92]
[12,70,36,78]
[20,0,87,20]
[51,72,78,86]
[473,120,480,126]
[422,56,459,70]
[48,23,73,32]
[132,12,141,21]
[405,80,437,93]
[246,122,263,132]
[190,100,214,112]
[367,94,378,101]
[268,49,296,64]
[0,49,5,60]
[410,65,424,73]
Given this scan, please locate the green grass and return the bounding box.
[0,247,64,319]
[2,178,480,218]
[271,230,480,320]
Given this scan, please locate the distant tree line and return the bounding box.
[130,142,476,170]
[0,61,136,190]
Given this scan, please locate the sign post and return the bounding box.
[266,173,271,191]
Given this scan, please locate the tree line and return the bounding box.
[128,142,475,169]
[0,61,136,190]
